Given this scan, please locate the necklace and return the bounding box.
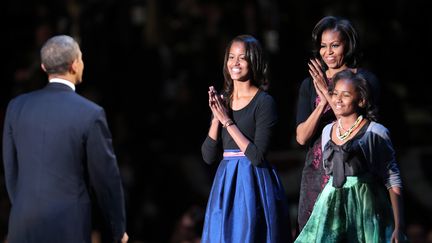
[336,115,363,141]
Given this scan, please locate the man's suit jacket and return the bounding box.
[2,82,126,243]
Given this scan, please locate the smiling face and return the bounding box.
[320,29,347,72]
[331,78,364,117]
[227,41,250,82]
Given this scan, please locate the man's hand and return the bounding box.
[121,232,129,243]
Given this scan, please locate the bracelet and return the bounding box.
[223,119,235,128]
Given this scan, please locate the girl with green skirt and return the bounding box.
[295,70,407,242]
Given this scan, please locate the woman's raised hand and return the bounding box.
[208,86,230,125]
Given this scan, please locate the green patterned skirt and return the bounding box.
[295,175,394,243]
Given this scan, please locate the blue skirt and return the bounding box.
[201,150,292,243]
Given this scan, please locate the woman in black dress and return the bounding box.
[295,16,380,233]
[201,34,292,242]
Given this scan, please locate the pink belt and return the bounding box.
[223,151,245,157]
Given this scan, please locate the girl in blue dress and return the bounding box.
[201,34,292,243]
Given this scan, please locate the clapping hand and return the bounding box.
[208,86,230,125]
[308,58,330,106]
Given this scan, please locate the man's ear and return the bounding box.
[41,64,47,72]
[70,59,78,74]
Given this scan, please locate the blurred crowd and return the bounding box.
[1,0,432,242]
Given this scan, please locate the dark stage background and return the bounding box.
[1,0,432,242]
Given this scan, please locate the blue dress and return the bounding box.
[201,90,292,243]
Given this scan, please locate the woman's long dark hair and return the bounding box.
[222,35,268,107]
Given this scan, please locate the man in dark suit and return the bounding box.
[2,35,128,243]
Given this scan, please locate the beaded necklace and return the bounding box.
[336,115,363,141]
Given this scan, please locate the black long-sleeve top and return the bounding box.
[201,90,278,166]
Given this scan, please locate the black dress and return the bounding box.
[201,90,292,242]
